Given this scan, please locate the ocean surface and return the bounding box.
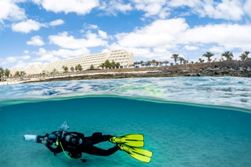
[0,77,251,167]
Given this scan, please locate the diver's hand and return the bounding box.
[36,133,50,144]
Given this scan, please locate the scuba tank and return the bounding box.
[24,121,69,143]
[24,134,37,142]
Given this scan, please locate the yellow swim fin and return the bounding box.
[110,134,144,147]
[118,144,153,163]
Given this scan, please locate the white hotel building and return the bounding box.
[12,50,134,75]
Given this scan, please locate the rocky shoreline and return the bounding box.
[1,61,251,85]
[25,70,251,84]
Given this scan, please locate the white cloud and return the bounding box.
[37,48,90,62]
[11,19,43,33]
[208,46,226,54]
[98,30,108,39]
[113,18,251,59]
[24,50,29,54]
[33,0,99,15]
[131,0,247,21]
[0,0,26,21]
[116,18,188,48]
[6,25,108,68]
[100,0,133,14]
[200,0,244,21]
[169,0,201,8]
[0,55,31,68]
[184,45,199,51]
[27,36,45,46]
[112,18,187,60]
[182,24,251,50]
[28,0,251,22]
[133,0,170,18]
[11,19,64,33]
[6,56,17,63]
[87,24,98,30]
[49,19,64,26]
[4,47,90,69]
[36,48,58,62]
[173,0,245,21]
[244,0,251,17]
[22,55,31,60]
[49,31,108,49]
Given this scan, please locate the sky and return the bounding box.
[0,0,251,68]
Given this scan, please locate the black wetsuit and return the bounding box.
[37,131,119,159]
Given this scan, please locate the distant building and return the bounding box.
[11,50,133,75]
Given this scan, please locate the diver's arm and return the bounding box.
[36,134,48,143]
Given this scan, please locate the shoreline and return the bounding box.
[1,61,251,85]
[1,70,250,85]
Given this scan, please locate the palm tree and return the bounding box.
[222,51,233,61]
[14,71,25,78]
[70,66,75,72]
[151,59,157,66]
[115,62,120,69]
[75,64,82,72]
[198,58,204,63]
[240,51,249,62]
[104,60,111,69]
[111,61,116,69]
[14,71,20,77]
[90,65,95,70]
[0,67,4,81]
[79,65,83,71]
[172,54,179,64]
[100,60,120,69]
[202,52,214,62]
[20,71,26,77]
[4,69,10,78]
[162,61,169,66]
[178,57,185,64]
[62,65,68,73]
[99,63,105,69]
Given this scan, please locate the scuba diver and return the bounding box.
[24,122,153,163]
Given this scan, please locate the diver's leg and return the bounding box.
[84,145,119,156]
[86,133,113,144]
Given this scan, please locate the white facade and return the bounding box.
[11,50,133,75]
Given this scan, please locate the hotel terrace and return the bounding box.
[11,50,134,75]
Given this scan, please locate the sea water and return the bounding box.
[0,77,251,167]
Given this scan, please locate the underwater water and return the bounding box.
[0,77,251,167]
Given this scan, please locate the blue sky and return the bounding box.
[0,0,251,68]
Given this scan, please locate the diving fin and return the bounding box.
[110,134,144,147]
[118,144,153,163]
